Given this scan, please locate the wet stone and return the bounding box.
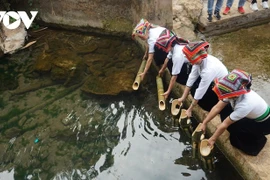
[39,149,50,161]
[18,116,27,127]
[81,71,134,95]
[2,151,15,163]
[34,52,53,72]
[4,127,22,139]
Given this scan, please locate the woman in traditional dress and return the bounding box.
[132,19,172,81]
[201,69,270,156]
[155,29,190,99]
[177,41,229,114]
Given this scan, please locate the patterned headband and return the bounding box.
[155,29,189,52]
[132,18,151,38]
[212,69,252,99]
[182,41,209,65]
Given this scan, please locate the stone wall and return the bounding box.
[15,0,172,38]
[172,0,203,41]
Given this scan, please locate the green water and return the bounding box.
[0,28,243,180]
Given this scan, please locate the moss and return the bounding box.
[102,18,133,34]
[0,97,6,109]
[0,64,19,91]
[45,87,56,93]
[64,93,77,103]
[36,91,42,97]
[43,94,53,100]
[43,105,61,118]
[0,108,24,122]
[21,137,30,147]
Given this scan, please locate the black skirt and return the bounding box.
[154,45,168,67]
[175,62,192,86]
[190,77,218,112]
[220,105,270,156]
[154,44,192,86]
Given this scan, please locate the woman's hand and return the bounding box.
[158,69,164,77]
[143,54,148,60]
[162,91,170,100]
[177,97,184,105]
[200,122,207,133]
[139,72,146,81]
[207,138,215,148]
[186,108,192,117]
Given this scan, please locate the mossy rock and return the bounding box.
[34,51,52,72]
[81,71,133,95]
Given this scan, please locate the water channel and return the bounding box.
[2,24,268,179]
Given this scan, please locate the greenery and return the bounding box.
[21,137,30,147]
[0,107,24,121]
[30,22,40,30]
[43,105,61,118]
[1,0,20,10]
[0,97,5,109]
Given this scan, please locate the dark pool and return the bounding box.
[0,28,243,180]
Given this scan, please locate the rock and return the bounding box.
[2,151,15,163]
[4,127,22,139]
[0,22,27,54]
[81,71,134,95]
[172,0,203,40]
[34,51,53,72]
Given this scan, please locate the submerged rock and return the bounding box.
[81,71,134,95]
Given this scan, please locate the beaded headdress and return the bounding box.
[155,29,189,52]
[212,69,252,99]
[182,41,209,65]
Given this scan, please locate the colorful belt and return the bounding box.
[255,106,270,122]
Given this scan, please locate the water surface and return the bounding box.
[0,28,243,180]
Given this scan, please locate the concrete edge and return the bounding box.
[135,38,263,180]
[161,68,262,180]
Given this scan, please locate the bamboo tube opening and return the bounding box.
[132,60,146,91]
[180,109,187,119]
[201,134,205,141]
[156,76,166,111]
[132,77,140,90]
[192,123,205,141]
[200,139,213,157]
[159,99,166,111]
[179,109,191,125]
[171,99,182,116]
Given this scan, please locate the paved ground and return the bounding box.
[188,1,270,179]
[198,0,270,37]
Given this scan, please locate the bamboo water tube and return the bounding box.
[192,123,205,158]
[132,60,147,90]
[171,99,182,126]
[171,99,182,118]
[200,139,215,170]
[179,109,193,137]
[156,75,166,111]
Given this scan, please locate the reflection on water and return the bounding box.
[0,29,242,180]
